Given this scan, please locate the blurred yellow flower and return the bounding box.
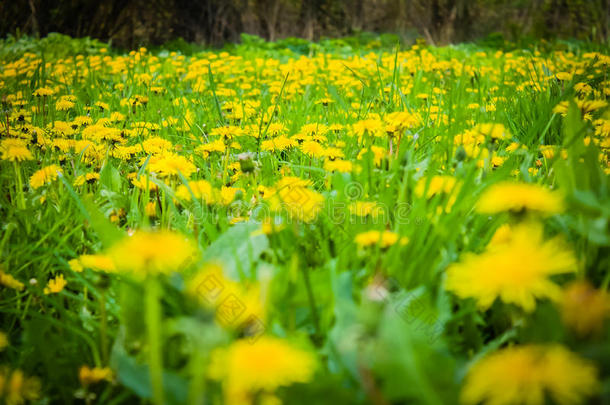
[108,231,197,276]
[446,222,576,311]
[175,180,215,203]
[188,264,266,329]
[355,230,406,249]
[33,87,54,97]
[474,123,511,140]
[349,201,384,218]
[30,165,62,189]
[44,274,67,294]
[476,182,564,216]
[561,281,610,336]
[144,201,158,217]
[79,366,112,386]
[0,331,8,351]
[461,344,599,405]
[0,368,41,405]
[266,177,324,222]
[0,269,24,291]
[208,337,316,405]
[1,144,33,162]
[78,254,117,273]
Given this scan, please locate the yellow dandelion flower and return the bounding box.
[44,274,67,294]
[476,182,564,216]
[78,254,117,273]
[55,99,75,111]
[145,201,158,217]
[175,180,215,203]
[415,175,460,199]
[0,368,41,405]
[219,186,240,206]
[461,344,599,405]
[68,258,83,273]
[74,172,100,187]
[79,366,112,386]
[355,230,406,249]
[474,123,511,140]
[130,174,159,191]
[208,337,316,405]
[0,331,8,351]
[323,158,352,173]
[255,220,285,235]
[188,264,266,329]
[275,184,324,223]
[107,231,197,276]
[353,118,383,138]
[300,140,325,157]
[446,222,576,312]
[0,269,25,291]
[33,87,54,97]
[560,281,610,336]
[147,153,196,178]
[349,201,384,218]
[1,145,33,162]
[30,165,62,189]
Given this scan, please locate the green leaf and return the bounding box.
[111,338,188,405]
[83,195,125,247]
[370,289,458,404]
[100,160,123,192]
[203,222,269,280]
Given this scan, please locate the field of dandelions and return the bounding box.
[0,33,609,405]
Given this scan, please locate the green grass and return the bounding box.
[0,33,609,404]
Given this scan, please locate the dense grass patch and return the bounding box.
[1,35,609,404]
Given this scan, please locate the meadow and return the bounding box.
[1,33,610,404]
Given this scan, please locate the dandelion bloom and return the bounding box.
[78,254,117,273]
[147,152,196,178]
[208,337,316,405]
[473,123,511,140]
[79,366,112,386]
[0,269,24,291]
[108,231,197,276]
[266,177,324,222]
[0,331,8,351]
[560,281,610,336]
[1,145,33,162]
[188,264,266,328]
[414,175,460,199]
[476,182,564,215]
[44,274,67,294]
[55,99,75,110]
[30,165,62,189]
[355,230,407,249]
[461,344,599,405]
[446,222,576,312]
[33,87,54,97]
[175,180,215,203]
[0,368,41,405]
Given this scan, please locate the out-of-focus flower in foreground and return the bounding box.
[461,344,599,405]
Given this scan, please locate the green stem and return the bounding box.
[221,147,230,185]
[100,291,108,364]
[146,277,164,405]
[187,350,207,405]
[13,161,25,210]
[302,264,320,338]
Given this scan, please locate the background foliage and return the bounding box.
[1,0,609,48]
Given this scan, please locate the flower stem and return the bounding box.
[302,264,320,339]
[99,291,108,364]
[13,161,25,210]
[146,277,164,405]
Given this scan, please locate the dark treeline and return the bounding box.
[1,0,609,48]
